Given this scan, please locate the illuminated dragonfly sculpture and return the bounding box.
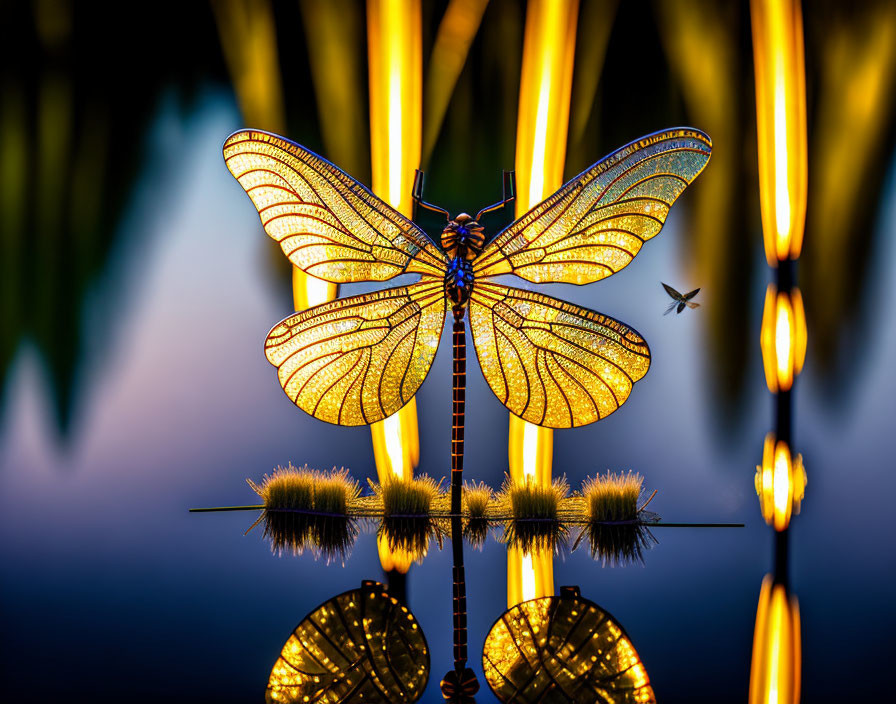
[224,127,709,689]
[224,128,710,501]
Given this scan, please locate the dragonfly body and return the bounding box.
[441,213,483,314]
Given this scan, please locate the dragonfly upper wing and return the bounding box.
[224,130,447,282]
[662,282,682,299]
[468,281,650,428]
[683,288,700,300]
[265,281,447,425]
[473,129,711,284]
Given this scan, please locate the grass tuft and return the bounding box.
[583,470,644,522]
[250,463,315,513]
[462,481,493,548]
[498,475,569,554]
[248,463,360,562]
[370,474,446,557]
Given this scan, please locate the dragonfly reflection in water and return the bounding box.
[265,581,655,704]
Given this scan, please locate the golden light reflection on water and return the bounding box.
[749,576,801,704]
[760,285,807,394]
[755,434,806,533]
[506,0,578,608]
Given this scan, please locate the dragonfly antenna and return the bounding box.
[412,169,450,220]
[475,170,516,221]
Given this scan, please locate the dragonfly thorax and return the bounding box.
[445,256,474,311]
[441,213,485,260]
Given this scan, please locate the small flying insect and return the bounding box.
[662,282,701,315]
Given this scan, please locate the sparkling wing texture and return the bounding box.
[482,592,655,703]
[469,282,650,428]
[266,582,429,703]
[474,128,711,284]
[265,282,446,426]
[224,130,447,282]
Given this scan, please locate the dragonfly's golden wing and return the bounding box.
[469,282,649,428]
[224,130,447,281]
[266,281,446,425]
[473,128,711,284]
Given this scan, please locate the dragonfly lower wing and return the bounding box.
[468,281,650,428]
[265,280,447,425]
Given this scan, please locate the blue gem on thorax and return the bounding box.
[446,257,467,286]
[445,256,475,308]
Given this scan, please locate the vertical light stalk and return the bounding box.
[367,0,423,574]
[751,1,807,698]
[751,0,807,264]
[507,0,579,608]
[749,576,802,704]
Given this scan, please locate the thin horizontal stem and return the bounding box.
[189,505,264,512]
[188,506,743,528]
[649,522,744,528]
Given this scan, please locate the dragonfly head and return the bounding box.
[442,213,485,259]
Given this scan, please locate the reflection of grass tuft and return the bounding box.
[463,481,493,548]
[370,474,446,557]
[578,471,656,566]
[498,475,569,554]
[583,522,657,566]
[248,463,360,563]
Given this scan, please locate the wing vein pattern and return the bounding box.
[224,130,447,282]
[473,128,711,284]
[265,281,447,425]
[469,281,650,428]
